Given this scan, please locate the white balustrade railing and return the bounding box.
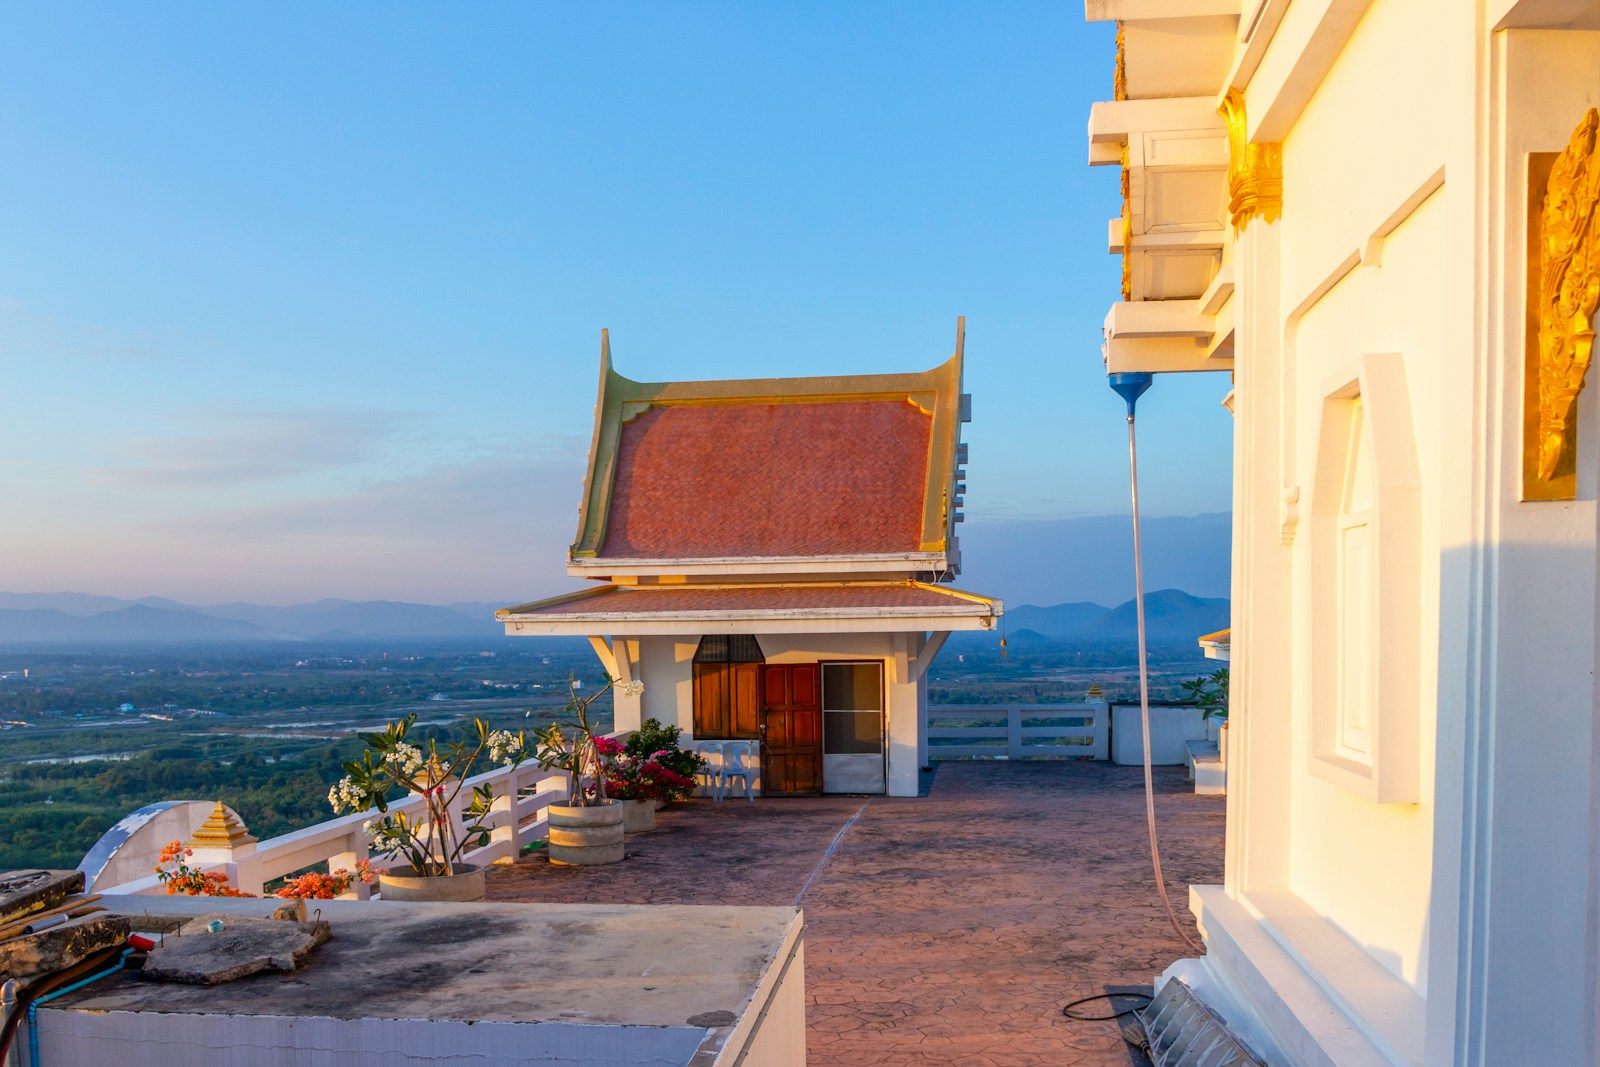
[927,702,1110,760]
[93,759,572,898]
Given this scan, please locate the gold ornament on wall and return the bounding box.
[1525,108,1600,500]
[1220,90,1282,232]
[1121,142,1132,301]
[1114,21,1127,103]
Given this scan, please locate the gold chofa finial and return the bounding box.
[187,802,257,849]
[1220,90,1282,231]
[1533,108,1600,491]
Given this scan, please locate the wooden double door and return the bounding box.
[692,661,822,795]
[759,664,822,796]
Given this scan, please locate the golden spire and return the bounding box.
[187,802,257,849]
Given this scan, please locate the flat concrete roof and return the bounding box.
[54,897,801,1067]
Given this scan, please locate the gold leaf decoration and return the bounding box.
[1536,108,1600,484]
[1220,90,1282,232]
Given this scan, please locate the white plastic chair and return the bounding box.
[693,740,725,799]
[718,740,756,802]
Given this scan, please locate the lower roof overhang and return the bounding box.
[498,581,1003,637]
[1198,627,1231,661]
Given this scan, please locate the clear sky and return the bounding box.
[0,3,1233,606]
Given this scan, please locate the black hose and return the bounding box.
[1060,990,1153,1021]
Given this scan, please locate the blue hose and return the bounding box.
[26,950,132,1067]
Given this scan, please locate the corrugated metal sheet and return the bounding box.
[1129,979,1268,1067]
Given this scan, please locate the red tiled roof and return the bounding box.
[506,583,994,618]
[599,399,932,559]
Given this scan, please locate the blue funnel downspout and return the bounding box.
[1108,371,1153,419]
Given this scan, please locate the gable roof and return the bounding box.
[569,322,968,576]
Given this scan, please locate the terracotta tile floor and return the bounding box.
[486,760,1224,1066]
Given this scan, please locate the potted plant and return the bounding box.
[593,735,697,833]
[533,675,641,865]
[623,718,707,809]
[327,714,530,901]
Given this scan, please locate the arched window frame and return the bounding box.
[1308,353,1423,803]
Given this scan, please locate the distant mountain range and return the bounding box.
[970,588,1229,646]
[0,588,1228,646]
[0,593,506,643]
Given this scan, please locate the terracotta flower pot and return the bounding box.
[547,800,625,865]
[377,862,486,903]
[622,797,657,834]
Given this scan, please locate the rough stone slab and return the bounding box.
[0,912,130,982]
[141,914,330,985]
[0,869,84,926]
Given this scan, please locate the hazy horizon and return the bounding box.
[0,510,1231,612]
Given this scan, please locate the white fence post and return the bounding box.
[1092,700,1110,760]
[328,831,372,900]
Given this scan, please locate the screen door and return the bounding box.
[821,661,885,794]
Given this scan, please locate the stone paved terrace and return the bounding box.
[487,760,1224,1066]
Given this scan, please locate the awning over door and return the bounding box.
[497,581,1002,636]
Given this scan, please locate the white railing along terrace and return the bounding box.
[93,759,572,898]
[927,702,1110,761]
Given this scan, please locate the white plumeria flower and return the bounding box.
[328,776,364,814]
[393,742,424,776]
[623,680,645,698]
[487,730,523,764]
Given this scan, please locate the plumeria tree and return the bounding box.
[1180,667,1230,722]
[534,675,644,807]
[327,715,531,877]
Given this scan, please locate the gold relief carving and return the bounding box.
[1220,90,1282,231]
[1121,143,1133,301]
[1114,21,1126,102]
[1525,109,1600,500]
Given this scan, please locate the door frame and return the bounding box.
[818,659,887,795]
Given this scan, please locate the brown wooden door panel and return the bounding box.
[760,664,821,795]
[731,662,761,738]
[694,662,761,740]
[762,666,788,706]
[692,663,726,738]
[792,665,817,707]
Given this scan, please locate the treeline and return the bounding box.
[0,721,485,872]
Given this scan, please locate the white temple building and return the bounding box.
[1089,0,1600,1063]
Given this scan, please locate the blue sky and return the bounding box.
[0,3,1233,605]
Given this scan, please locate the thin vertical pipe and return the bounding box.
[1127,411,1203,954]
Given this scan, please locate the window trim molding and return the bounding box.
[1307,353,1423,803]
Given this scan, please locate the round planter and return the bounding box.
[622,798,657,834]
[377,862,486,903]
[547,800,625,865]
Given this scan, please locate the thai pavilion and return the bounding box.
[498,322,1001,798]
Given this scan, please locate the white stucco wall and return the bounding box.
[1284,186,1452,994]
